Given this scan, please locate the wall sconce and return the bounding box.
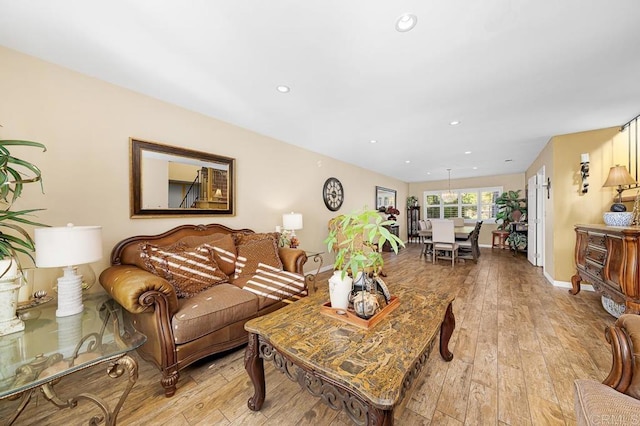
[580,153,589,194]
[541,177,551,199]
[282,212,303,249]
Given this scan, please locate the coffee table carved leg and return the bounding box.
[570,274,582,295]
[439,302,455,361]
[369,405,394,426]
[245,332,265,411]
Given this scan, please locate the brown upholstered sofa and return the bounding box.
[574,314,640,425]
[99,224,308,397]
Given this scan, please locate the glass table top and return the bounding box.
[0,292,146,399]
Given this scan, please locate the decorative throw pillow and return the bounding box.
[242,263,307,308]
[140,243,228,298]
[177,233,237,276]
[233,232,280,247]
[234,237,283,279]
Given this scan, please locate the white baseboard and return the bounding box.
[548,276,594,292]
[318,264,334,274]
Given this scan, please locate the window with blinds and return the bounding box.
[423,187,502,221]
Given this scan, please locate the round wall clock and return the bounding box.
[323,177,344,211]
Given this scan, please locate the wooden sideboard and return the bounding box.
[571,224,640,314]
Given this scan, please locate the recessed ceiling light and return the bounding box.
[465,151,472,154]
[405,160,411,164]
[395,13,417,32]
[427,172,431,175]
[370,140,377,144]
[450,120,461,126]
[276,85,290,93]
[473,166,478,170]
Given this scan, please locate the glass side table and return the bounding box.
[0,293,146,425]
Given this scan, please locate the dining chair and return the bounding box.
[452,217,464,227]
[417,220,428,243]
[431,219,459,267]
[458,220,483,262]
[418,220,433,259]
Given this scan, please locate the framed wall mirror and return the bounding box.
[130,138,235,217]
[375,186,397,211]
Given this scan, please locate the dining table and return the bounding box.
[418,225,479,262]
[418,225,475,240]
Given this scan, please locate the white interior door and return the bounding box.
[527,175,538,266]
[536,167,545,267]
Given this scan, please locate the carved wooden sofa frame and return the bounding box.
[99,224,307,397]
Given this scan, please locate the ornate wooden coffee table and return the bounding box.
[244,283,456,425]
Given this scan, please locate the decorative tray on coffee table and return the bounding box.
[320,296,400,330]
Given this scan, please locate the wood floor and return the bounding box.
[1,244,616,425]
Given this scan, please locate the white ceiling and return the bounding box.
[1,0,639,182]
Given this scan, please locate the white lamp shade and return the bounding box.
[282,212,303,230]
[35,224,103,268]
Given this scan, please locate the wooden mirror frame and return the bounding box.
[130,138,235,217]
[375,186,397,211]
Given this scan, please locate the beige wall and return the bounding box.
[409,173,526,246]
[0,45,407,292]
[526,126,621,284]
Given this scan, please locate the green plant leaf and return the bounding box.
[0,140,47,151]
[0,138,47,260]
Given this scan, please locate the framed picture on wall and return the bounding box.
[375,186,397,211]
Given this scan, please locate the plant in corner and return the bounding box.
[407,195,418,208]
[324,208,404,318]
[496,190,527,252]
[507,231,528,252]
[495,190,527,231]
[0,136,47,336]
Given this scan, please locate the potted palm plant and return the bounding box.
[325,208,404,317]
[496,190,527,251]
[0,136,46,336]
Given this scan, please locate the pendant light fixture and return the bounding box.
[441,169,458,203]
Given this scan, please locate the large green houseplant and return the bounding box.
[325,208,404,279]
[496,190,527,251]
[325,208,404,317]
[496,190,527,231]
[0,137,46,335]
[0,138,47,277]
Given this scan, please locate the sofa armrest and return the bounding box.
[99,265,179,316]
[603,314,640,399]
[574,379,640,425]
[278,247,307,275]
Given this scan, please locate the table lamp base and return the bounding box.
[56,266,84,317]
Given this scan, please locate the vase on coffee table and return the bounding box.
[328,271,352,314]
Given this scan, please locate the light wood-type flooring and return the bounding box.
[1,244,616,425]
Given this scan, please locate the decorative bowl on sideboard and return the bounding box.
[603,212,634,227]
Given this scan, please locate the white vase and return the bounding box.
[329,271,353,313]
[0,259,24,336]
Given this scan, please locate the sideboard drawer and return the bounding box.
[587,233,606,249]
[585,246,606,265]
[584,261,604,281]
